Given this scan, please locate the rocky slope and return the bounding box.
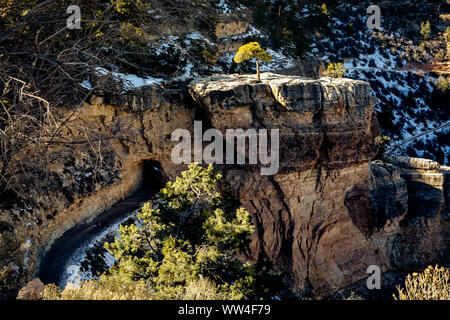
[311,1,450,165]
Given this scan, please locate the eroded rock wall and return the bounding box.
[189,73,382,297]
[330,157,450,299]
[382,156,450,271]
[189,73,449,298]
[1,73,448,299]
[0,85,195,298]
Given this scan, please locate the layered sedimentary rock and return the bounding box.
[331,157,449,299]
[215,12,250,39]
[190,73,382,297]
[1,73,448,299]
[189,73,449,298]
[382,157,450,271]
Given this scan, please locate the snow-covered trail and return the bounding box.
[36,187,157,289]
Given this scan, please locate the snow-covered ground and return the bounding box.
[59,208,139,289]
[315,5,449,165]
[81,67,164,91]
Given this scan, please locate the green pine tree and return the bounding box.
[420,21,431,40]
[234,42,273,83]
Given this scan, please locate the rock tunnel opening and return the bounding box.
[141,160,166,190]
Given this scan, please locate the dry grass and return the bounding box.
[395,265,450,300]
[43,274,226,300]
[43,275,154,300]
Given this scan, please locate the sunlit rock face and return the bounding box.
[190,73,379,171]
[190,73,449,298]
[190,73,382,297]
[382,157,450,272]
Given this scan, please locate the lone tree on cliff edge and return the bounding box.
[234,42,273,83]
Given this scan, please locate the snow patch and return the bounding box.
[59,207,142,289]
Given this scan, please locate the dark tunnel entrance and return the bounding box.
[141,160,166,190]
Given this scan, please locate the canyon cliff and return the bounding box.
[0,73,448,299]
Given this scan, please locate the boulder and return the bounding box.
[16,278,44,300]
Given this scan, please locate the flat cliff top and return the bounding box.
[189,72,375,114]
[190,72,368,93]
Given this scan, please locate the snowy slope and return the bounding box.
[313,3,449,165]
